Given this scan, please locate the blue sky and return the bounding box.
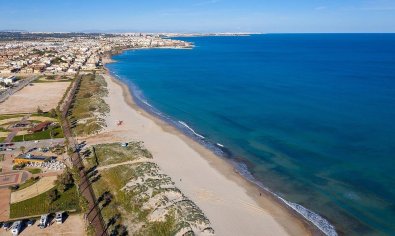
[1,0,394,33]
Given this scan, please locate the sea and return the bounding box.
[107,34,395,236]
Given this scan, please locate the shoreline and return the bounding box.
[100,55,324,235]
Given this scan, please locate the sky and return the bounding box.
[1,0,395,33]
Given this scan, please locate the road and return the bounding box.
[0,76,38,103]
[0,138,65,155]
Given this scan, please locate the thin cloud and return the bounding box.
[194,0,221,6]
[315,6,327,11]
[360,6,395,11]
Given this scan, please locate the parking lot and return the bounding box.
[0,214,85,236]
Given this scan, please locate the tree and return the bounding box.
[37,106,43,114]
[50,108,57,118]
[57,182,67,193]
[47,189,58,204]
[20,146,26,154]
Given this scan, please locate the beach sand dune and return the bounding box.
[83,73,313,236]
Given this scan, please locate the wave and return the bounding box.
[109,71,337,236]
[178,121,205,139]
[234,162,337,236]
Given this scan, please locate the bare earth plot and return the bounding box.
[0,82,70,114]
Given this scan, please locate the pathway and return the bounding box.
[11,176,57,203]
[0,188,10,222]
[4,114,31,143]
[96,158,152,171]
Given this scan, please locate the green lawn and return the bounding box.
[13,177,39,191]
[0,114,24,121]
[12,126,64,142]
[10,185,79,219]
[26,168,42,174]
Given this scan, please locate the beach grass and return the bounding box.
[89,142,153,167]
[68,73,109,136]
[88,142,212,235]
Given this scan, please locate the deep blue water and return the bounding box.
[107,34,395,236]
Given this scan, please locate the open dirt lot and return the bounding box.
[0,82,70,114]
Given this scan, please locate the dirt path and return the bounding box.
[11,176,57,203]
[96,158,152,171]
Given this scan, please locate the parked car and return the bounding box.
[1,221,11,229]
[38,214,48,229]
[27,219,35,227]
[10,221,22,235]
[55,212,63,224]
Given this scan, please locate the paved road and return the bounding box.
[0,76,38,103]
[0,138,65,155]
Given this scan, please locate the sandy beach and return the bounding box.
[81,70,316,236]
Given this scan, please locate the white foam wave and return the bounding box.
[216,143,224,148]
[141,100,153,108]
[178,121,205,139]
[235,163,337,236]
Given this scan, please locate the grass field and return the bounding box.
[33,75,73,83]
[13,177,40,191]
[0,114,24,121]
[10,185,79,219]
[69,73,109,136]
[26,168,42,174]
[12,125,63,142]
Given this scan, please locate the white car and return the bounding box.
[55,212,63,224]
[10,221,22,236]
[38,214,49,229]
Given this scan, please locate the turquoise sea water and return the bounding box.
[107,34,395,236]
